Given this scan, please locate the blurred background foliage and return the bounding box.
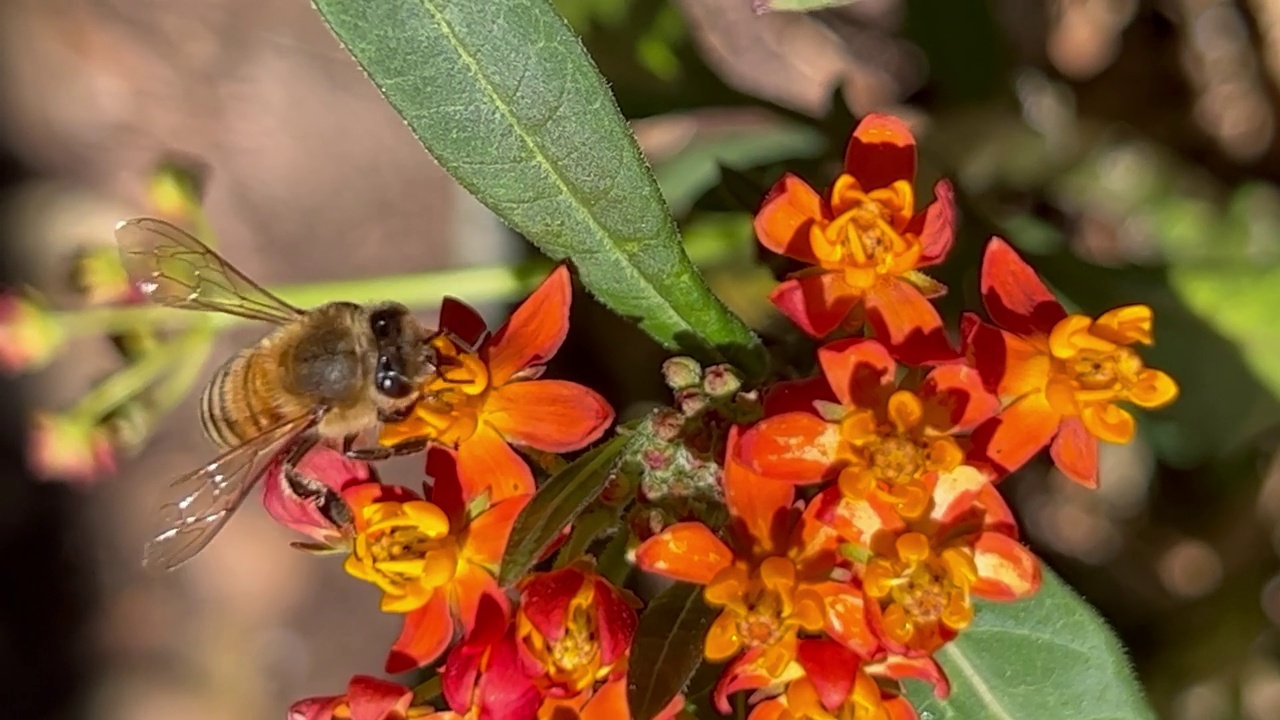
[2,0,1280,718]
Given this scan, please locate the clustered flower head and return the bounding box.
[272,113,1177,720]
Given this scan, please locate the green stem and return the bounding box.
[53,230,745,338]
[67,328,211,425]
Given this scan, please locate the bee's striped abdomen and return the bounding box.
[199,346,289,449]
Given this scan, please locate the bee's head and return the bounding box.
[367,302,434,400]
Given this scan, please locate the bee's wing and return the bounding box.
[143,413,317,571]
[115,217,304,324]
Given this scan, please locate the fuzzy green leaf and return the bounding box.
[627,581,717,720]
[310,0,766,377]
[906,567,1155,719]
[498,435,631,585]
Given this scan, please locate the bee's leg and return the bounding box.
[346,437,431,462]
[282,436,353,530]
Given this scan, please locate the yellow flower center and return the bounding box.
[809,175,919,290]
[519,585,609,694]
[863,533,976,651]
[1041,307,1179,444]
[704,557,825,676]
[379,334,492,448]
[343,500,461,613]
[835,391,963,518]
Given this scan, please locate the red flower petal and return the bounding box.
[979,237,1066,337]
[928,465,993,528]
[964,318,1051,400]
[486,379,614,453]
[912,179,957,267]
[473,628,542,720]
[439,296,490,350]
[754,173,824,263]
[386,590,454,672]
[737,412,840,484]
[769,273,861,339]
[724,426,795,554]
[1050,416,1099,488]
[762,376,836,417]
[864,277,959,365]
[593,576,639,667]
[262,446,374,544]
[874,655,950,699]
[634,523,734,583]
[347,676,414,720]
[919,364,999,433]
[442,593,509,711]
[817,338,896,409]
[520,566,585,643]
[971,532,1042,600]
[288,694,342,720]
[485,264,572,385]
[796,639,860,710]
[458,424,534,502]
[843,113,917,192]
[425,446,467,523]
[968,394,1060,477]
[713,649,778,715]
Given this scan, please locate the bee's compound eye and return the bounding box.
[378,373,414,399]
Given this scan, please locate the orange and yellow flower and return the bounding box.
[817,466,1041,656]
[343,448,524,672]
[380,265,615,502]
[737,338,997,519]
[635,428,877,678]
[515,563,640,701]
[964,237,1179,486]
[715,639,948,720]
[754,114,957,363]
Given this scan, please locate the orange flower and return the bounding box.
[380,265,615,501]
[818,466,1041,656]
[515,563,640,699]
[965,237,1179,486]
[715,639,948,720]
[343,449,524,672]
[635,428,877,677]
[754,114,957,363]
[288,675,451,720]
[737,339,997,519]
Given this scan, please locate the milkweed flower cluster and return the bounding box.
[273,114,1176,720]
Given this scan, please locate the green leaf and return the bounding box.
[906,567,1155,720]
[499,435,632,585]
[627,581,717,720]
[553,505,620,567]
[310,0,766,378]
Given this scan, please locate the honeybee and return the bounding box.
[116,217,439,571]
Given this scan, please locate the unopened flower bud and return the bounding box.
[28,413,115,484]
[676,388,708,417]
[74,246,142,306]
[701,364,743,399]
[662,356,702,391]
[0,293,64,374]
